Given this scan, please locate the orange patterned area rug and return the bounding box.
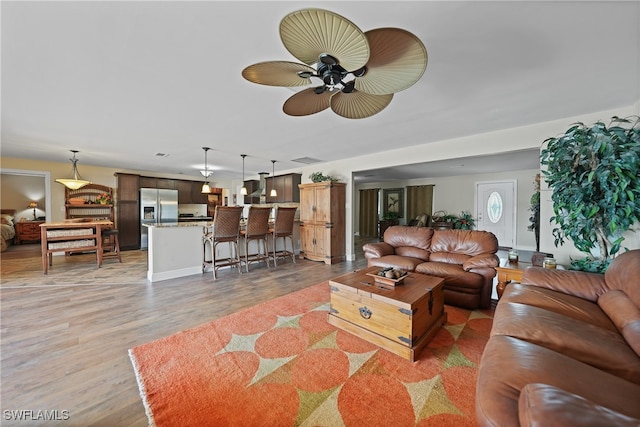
[129,282,493,426]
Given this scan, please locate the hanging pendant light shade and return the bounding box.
[240,154,248,196]
[55,150,91,190]
[201,147,211,193]
[270,160,277,197]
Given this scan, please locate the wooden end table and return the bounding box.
[328,267,446,362]
[496,261,531,299]
[15,220,45,244]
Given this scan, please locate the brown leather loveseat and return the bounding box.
[363,225,499,309]
[476,249,640,426]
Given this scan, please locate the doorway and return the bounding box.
[475,180,516,248]
[0,168,52,222]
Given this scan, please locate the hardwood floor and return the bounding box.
[0,239,374,426]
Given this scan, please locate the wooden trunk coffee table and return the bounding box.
[328,267,446,362]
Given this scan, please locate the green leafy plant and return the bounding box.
[528,174,541,251]
[432,210,457,224]
[455,211,475,230]
[309,172,339,183]
[382,211,399,221]
[540,116,640,272]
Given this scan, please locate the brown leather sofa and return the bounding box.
[363,226,499,309]
[476,249,640,426]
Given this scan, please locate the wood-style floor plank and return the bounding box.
[1,242,371,426]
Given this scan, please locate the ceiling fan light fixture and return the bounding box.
[55,150,91,190]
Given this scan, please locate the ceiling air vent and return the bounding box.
[291,157,323,165]
[154,152,169,157]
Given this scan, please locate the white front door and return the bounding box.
[475,180,516,248]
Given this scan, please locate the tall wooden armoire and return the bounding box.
[298,181,346,265]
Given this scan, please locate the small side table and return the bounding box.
[496,261,531,299]
[15,220,45,244]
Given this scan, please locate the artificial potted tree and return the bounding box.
[540,116,640,272]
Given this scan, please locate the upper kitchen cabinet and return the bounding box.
[176,180,208,204]
[116,173,139,202]
[243,180,261,205]
[139,176,175,189]
[265,173,301,203]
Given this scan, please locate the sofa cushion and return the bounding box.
[491,302,640,384]
[415,261,484,290]
[367,255,425,272]
[430,229,498,256]
[395,246,430,260]
[476,336,640,427]
[598,289,640,357]
[429,251,469,265]
[384,225,433,253]
[500,283,618,332]
[605,250,640,306]
[518,383,640,427]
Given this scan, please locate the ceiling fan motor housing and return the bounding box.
[242,8,428,119]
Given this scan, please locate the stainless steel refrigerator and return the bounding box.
[140,188,179,249]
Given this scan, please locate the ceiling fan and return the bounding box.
[241,8,428,119]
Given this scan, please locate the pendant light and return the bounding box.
[270,160,277,197]
[240,154,248,196]
[55,150,91,190]
[201,147,211,194]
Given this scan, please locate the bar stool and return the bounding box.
[269,207,297,266]
[101,228,122,263]
[240,206,271,272]
[203,205,243,279]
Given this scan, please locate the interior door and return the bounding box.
[475,181,516,248]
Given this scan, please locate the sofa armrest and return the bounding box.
[363,242,395,259]
[519,383,640,427]
[463,253,499,271]
[522,267,608,302]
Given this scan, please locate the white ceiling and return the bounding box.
[2,1,639,183]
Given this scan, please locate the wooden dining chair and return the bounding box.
[240,206,271,272]
[269,207,297,266]
[202,205,243,279]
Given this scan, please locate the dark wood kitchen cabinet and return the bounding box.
[265,173,301,203]
[242,180,261,204]
[115,173,140,250]
[139,176,175,189]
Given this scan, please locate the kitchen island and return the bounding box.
[145,220,300,282]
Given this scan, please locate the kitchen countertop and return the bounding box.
[144,218,301,228]
[178,216,212,221]
[143,221,211,228]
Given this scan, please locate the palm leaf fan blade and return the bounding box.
[279,8,370,71]
[242,61,316,87]
[331,91,393,119]
[283,88,333,116]
[356,28,427,95]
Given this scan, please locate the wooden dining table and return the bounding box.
[40,220,113,274]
